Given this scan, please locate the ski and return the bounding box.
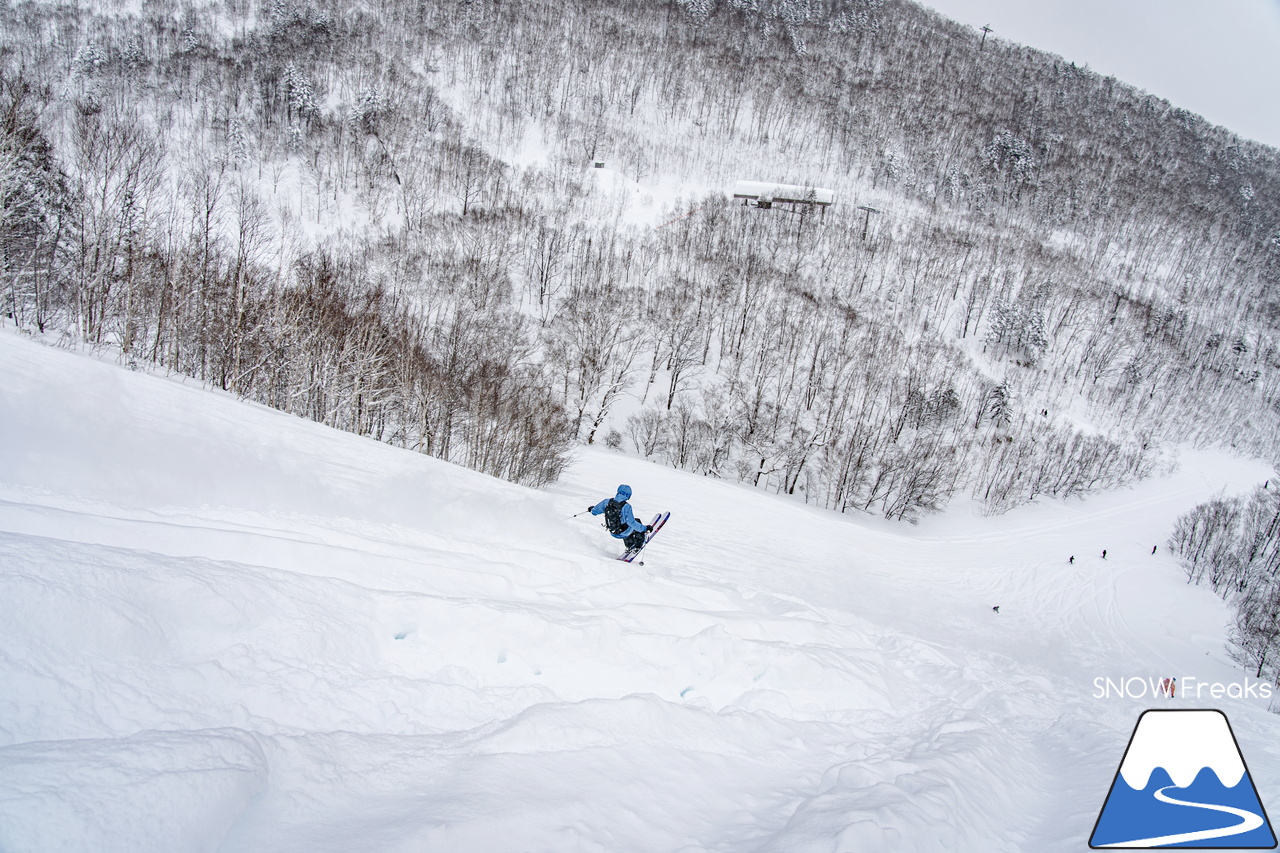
[619,511,670,563]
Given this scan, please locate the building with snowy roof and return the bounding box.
[732,180,835,211]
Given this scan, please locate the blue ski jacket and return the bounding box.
[591,485,648,538]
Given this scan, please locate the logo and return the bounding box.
[1090,709,1276,848]
[1091,676,1274,701]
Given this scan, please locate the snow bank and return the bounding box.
[0,729,266,853]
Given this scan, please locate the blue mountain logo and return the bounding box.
[1091,709,1276,848]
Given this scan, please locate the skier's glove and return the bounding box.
[646,525,654,532]
[587,506,594,512]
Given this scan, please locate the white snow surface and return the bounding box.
[2,328,1279,852]
[1118,710,1245,790]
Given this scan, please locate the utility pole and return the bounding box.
[980,25,992,50]
[858,205,880,242]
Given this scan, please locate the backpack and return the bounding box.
[603,498,628,535]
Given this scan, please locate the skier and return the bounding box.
[589,484,652,558]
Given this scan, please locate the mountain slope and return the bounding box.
[1,329,1278,852]
[5,0,1279,522]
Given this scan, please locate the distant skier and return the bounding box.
[1152,545,1158,555]
[589,484,652,557]
[1069,555,1075,564]
[1102,549,1107,559]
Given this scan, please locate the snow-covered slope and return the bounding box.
[1,329,1278,852]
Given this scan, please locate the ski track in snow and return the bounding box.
[1,329,1278,852]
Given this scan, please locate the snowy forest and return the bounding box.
[3,0,1279,519]
[1171,484,1280,690]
